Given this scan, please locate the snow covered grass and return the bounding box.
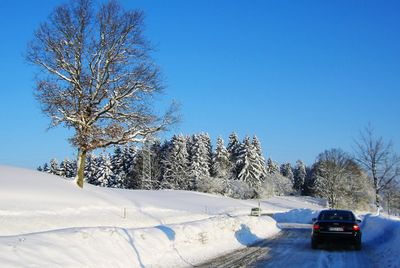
[361,214,400,268]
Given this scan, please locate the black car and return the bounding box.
[311,209,362,250]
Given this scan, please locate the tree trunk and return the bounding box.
[75,149,87,188]
[374,176,380,209]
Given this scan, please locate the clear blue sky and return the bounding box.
[0,0,399,169]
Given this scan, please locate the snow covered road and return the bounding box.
[199,223,375,268]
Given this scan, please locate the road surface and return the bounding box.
[198,223,376,268]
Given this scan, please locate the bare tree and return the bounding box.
[312,148,370,209]
[27,0,176,188]
[355,125,400,209]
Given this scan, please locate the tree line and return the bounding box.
[39,132,288,199]
[39,127,400,214]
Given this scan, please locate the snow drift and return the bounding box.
[361,214,400,268]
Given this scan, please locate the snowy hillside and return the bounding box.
[0,165,319,267]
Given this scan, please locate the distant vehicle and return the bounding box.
[311,209,362,250]
[250,207,261,216]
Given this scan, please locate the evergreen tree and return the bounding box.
[227,132,241,179]
[160,135,190,190]
[121,145,137,189]
[303,166,315,196]
[111,147,126,188]
[157,140,171,188]
[49,159,60,176]
[252,136,268,179]
[293,160,307,194]
[133,142,156,190]
[188,134,211,190]
[85,154,98,185]
[95,154,114,187]
[237,136,263,195]
[59,160,66,177]
[266,158,279,174]
[42,163,50,173]
[149,140,164,189]
[280,162,294,183]
[212,137,231,178]
[199,133,213,175]
[59,159,75,178]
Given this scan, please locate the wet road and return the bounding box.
[198,224,376,268]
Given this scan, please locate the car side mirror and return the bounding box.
[312,218,317,222]
[356,219,362,223]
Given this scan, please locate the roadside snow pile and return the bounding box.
[0,165,280,267]
[0,215,278,267]
[273,209,319,224]
[362,214,400,268]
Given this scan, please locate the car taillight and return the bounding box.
[353,224,360,231]
[313,224,320,230]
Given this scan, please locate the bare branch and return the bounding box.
[354,124,400,208]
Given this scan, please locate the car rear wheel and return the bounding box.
[311,238,318,249]
[354,242,362,250]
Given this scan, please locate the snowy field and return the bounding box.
[0,165,399,267]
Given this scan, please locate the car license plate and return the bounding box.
[329,227,344,231]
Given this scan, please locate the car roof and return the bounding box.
[320,209,354,213]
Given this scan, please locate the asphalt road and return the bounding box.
[197,223,376,268]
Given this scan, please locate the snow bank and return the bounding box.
[0,215,278,268]
[273,209,319,224]
[362,214,400,268]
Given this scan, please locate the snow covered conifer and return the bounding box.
[84,153,98,185]
[149,140,164,189]
[49,159,60,176]
[111,147,126,188]
[199,133,213,175]
[161,135,190,190]
[132,142,156,190]
[42,163,50,173]
[95,154,114,187]
[280,162,294,183]
[59,159,75,178]
[227,132,241,179]
[252,136,268,179]
[293,160,307,194]
[237,136,263,195]
[121,145,137,189]
[266,158,279,174]
[188,134,211,189]
[212,137,231,178]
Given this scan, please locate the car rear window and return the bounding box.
[318,211,354,221]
